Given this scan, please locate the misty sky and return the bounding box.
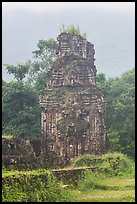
[2,2,135,81]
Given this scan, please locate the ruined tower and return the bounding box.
[39,32,106,165]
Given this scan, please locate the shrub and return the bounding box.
[2,169,74,202]
[98,152,135,177]
[72,154,101,167]
[72,152,135,177]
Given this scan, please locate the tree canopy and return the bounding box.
[2,81,40,139]
[4,61,31,81]
[96,69,135,158]
[28,38,57,90]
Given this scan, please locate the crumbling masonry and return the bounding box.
[39,32,106,165]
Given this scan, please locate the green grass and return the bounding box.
[100,177,135,187]
[70,168,135,202]
[68,177,135,202]
[2,134,14,138]
[72,189,135,202]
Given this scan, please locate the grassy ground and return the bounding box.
[69,177,135,202]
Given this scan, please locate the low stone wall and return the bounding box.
[52,166,96,184]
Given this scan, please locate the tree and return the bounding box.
[96,72,108,95]
[105,69,135,158]
[96,69,135,158]
[4,61,31,81]
[28,38,58,90]
[2,80,41,139]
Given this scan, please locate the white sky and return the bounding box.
[2,2,135,80]
[2,2,135,14]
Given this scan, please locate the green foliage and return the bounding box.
[59,24,87,39]
[82,32,87,40]
[72,154,100,167]
[28,38,57,87]
[98,152,135,177]
[4,61,31,81]
[2,80,40,139]
[33,71,47,92]
[96,72,107,94]
[105,69,135,158]
[96,69,135,158]
[72,152,135,177]
[2,163,7,171]
[32,39,57,59]
[60,24,80,35]
[2,170,74,202]
[78,170,107,191]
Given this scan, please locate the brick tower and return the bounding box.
[39,32,106,165]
